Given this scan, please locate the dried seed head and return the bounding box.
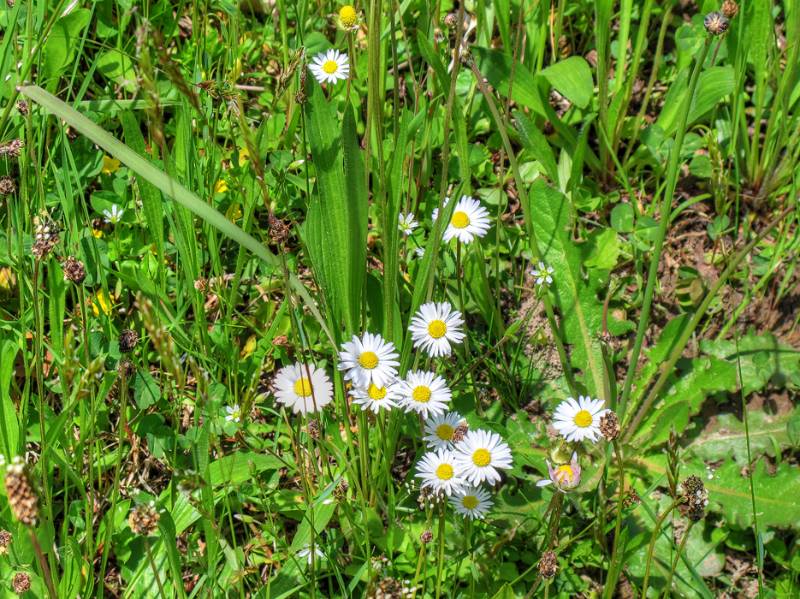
[679,475,709,521]
[444,12,458,28]
[12,572,31,594]
[0,139,24,157]
[704,12,729,36]
[32,212,60,261]
[128,503,160,536]
[306,418,321,440]
[62,256,86,284]
[4,458,39,526]
[419,529,433,544]
[417,486,444,510]
[117,358,135,378]
[268,214,290,246]
[538,550,558,578]
[16,100,28,116]
[333,479,349,502]
[451,421,469,444]
[0,176,16,195]
[599,411,620,441]
[623,488,641,509]
[118,329,139,353]
[721,1,739,19]
[0,529,11,555]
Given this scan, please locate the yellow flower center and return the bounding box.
[436,424,454,440]
[358,351,379,369]
[435,464,454,480]
[472,448,491,467]
[427,319,447,339]
[322,60,339,74]
[339,5,357,26]
[462,495,479,509]
[412,386,432,403]
[574,410,593,427]
[450,211,470,229]
[367,384,386,400]
[293,377,313,397]
[556,464,574,481]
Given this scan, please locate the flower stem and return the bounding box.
[640,499,679,598]
[30,529,57,599]
[434,506,447,599]
[144,537,168,599]
[661,520,695,598]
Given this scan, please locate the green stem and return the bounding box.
[603,441,626,599]
[434,507,446,599]
[661,520,695,599]
[144,537,168,599]
[640,499,679,598]
[30,529,57,599]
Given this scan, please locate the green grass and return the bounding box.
[1,0,799,597]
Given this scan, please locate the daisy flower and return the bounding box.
[423,411,464,450]
[102,205,124,224]
[397,370,451,419]
[442,195,490,244]
[530,261,554,286]
[450,486,493,519]
[536,452,581,492]
[398,212,418,235]
[552,396,610,443]
[225,404,242,423]
[408,301,465,357]
[297,545,325,565]
[415,449,464,496]
[273,362,334,415]
[350,381,401,413]
[308,49,350,85]
[431,196,450,222]
[413,247,425,259]
[454,429,513,485]
[338,332,399,389]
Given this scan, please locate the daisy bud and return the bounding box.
[0,529,12,555]
[129,503,160,536]
[338,4,358,28]
[119,329,139,353]
[679,475,709,521]
[420,529,433,544]
[62,256,86,284]
[538,550,558,578]
[704,12,729,36]
[721,0,739,19]
[12,572,31,594]
[599,411,620,441]
[4,458,38,526]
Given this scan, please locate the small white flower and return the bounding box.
[552,396,609,443]
[273,362,334,415]
[454,429,513,486]
[413,247,425,259]
[297,545,325,565]
[398,212,419,235]
[450,485,493,519]
[338,332,399,390]
[350,382,401,413]
[308,49,350,84]
[408,301,465,358]
[423,411,464,450]
[225,404,242,423]
[431,197,450,222]
[415,449,465,496]
[536,452,582,492]
[442,195,490,244]
[102,204,124,224]
[530,261,554,286]
[397,370,451,419]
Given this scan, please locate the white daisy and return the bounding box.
[413,247,425,259]
[398,212,418,235]
[225,404,241,423]
[397,370,451,419]
[431,196,450,222]
[442,195,490,244]
[530,261,554,286]
[102,204,124,224]
[308,49,350,85]
[552,396,609,443]
[450,486,493,519]
[350,381,401,413]
[415,449,464,496]
[338,332,399,389]
[273,362,334,415]
[454,429,513,485]
[297,545,325,565]
[423,411,464,450]
[408,301,465,358]
[536,452,582,492]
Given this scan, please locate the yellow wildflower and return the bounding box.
[214,179,229,194]
[102,156,121,175]
[91,289,115,316]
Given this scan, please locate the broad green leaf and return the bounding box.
[471,47,547,115]
[95,49,137,93]
[657,66,735,134]
[583,228,620,270]
[513,110,559,183]
[540,56,594,109]
[0,338,20,457]
[207,451,283,487]
[42,9,91,81]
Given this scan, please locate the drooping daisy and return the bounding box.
[102,204,124,224]
[450,486,493,519]
[415,449,464,496]
[336,4,360,30]
[273,362,334,415]
[423,411,464,450]
[350,381,401,413]
[308,49,350,85]
[338,332,399,389]
[408,301,465,358]
[442,195,490,244]
[530,261,554,286]
[431,196,450,222]
[536,452,581,492]
[397,370,451,418]
[398,212,419,235]
[552,396,610,443]
[454,429,513,485]
[297,545,325,565]
[225,404,242,423]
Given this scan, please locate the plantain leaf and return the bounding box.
[540,56,594,109]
